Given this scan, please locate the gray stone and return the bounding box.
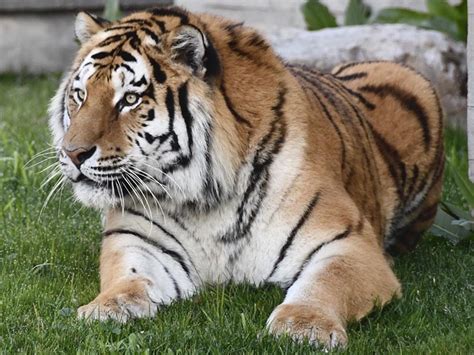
[0,0,169,12]
[0,0,171,74]
[0,14,77,74]
[264,24,467,129]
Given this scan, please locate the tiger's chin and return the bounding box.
[72,181,120,210]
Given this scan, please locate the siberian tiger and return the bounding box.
[48,6,444,349]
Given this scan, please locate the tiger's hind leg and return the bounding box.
[266,223,401,349]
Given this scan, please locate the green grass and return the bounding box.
[0,74,473,354]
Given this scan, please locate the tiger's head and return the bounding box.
[49,7,286,210]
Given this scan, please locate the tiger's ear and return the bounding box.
[170,25,220,79]
[75,12,111,44]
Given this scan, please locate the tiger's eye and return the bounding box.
[76,89,85,103]
[124,93,139,106]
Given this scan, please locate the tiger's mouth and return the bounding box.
[71,169,156,201]
[62,157,169,207]
[73,173,95,184]
[73,173,131,193]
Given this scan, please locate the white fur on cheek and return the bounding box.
[72,182,119,209]
[48,73,72,147]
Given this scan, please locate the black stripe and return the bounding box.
[221,86,287,245]
[406,164,419,201]
[365,119,406,201]
[104,228,191,277]
[202,35,221,81]
[332,62,362,76]
[161,155,191,174]
[224,25,274,70]
[91,51,111,60]
[123,19,154,27]
[162,262,182,299]
[335,72,368,81]
[307,72,383,212]
[220,83,252,127]
[291,67,350,175]
[60,88,67,129]
[124,208,187,254]
[98,33,130,47]
[202,121,220,202]
[131,75,147,87]
[313,90,347,169]
[144,132,155,144]
[150,18,166,32]
[317,74,385,233]
[224,22,244,31]
[359,84,431,150]
[146,109,155,121]
[165,87,175,130]
[125,244,182,299]
[247,32,270,50]
[295,74,346,171]
[85,11,110,27]
[105,25,137,32]
[142,27,161,45]
[287,227,352,289]
[148,56,167,83]
[341,86,376,110]
[117,50,136,62]
[178,82,194,156]
[149,7,189,25]
[292,64,383,234]
[121,63,135,74]
[267,192,321,279]
[332,61,388,76]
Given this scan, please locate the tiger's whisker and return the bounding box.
[126,169,166,233]
[126,169,156,223]
[40,175,66,217]
[131,166,173,200]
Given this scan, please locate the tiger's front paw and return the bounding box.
[266,304,348,349]
[77,278,158,323]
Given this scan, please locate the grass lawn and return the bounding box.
[0,74,473,353]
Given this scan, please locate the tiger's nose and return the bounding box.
[63,145,97,168]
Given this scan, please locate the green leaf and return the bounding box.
[372,8,433,27]
[344,0,372,26]
[372,7,464,42]
[426,0,466,42]
[454,0,468,42]
[302,0,338,31]
[427,16,461,41]
[449,163,474,209]
[426,0,461,22]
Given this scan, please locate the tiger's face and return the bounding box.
[49,9,232,209]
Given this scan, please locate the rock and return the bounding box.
[264,24,467,129]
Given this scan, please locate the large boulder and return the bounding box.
[264,24,467,129]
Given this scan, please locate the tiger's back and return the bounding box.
[333,62,443,254]
[290,61,444,254]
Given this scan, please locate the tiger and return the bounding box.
[48,6,444,349]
